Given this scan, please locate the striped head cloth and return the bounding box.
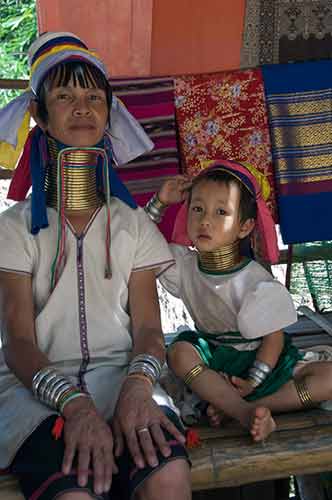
[0,31,153,170]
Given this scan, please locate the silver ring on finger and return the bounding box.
[136,427,149,435]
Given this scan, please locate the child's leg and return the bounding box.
[248,361,332,413]
[168,341,275,441]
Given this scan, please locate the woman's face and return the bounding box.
[33,78,109,147]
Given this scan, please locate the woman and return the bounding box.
[0,32,190,500]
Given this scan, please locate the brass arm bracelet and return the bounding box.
[294,378,314,408]
[183,364,206,386]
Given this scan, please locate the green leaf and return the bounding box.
[0,0,37,106]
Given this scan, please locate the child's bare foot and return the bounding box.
[250,407,276,442]
[206,404,233,427]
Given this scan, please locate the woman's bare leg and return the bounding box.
[135,459,191,500]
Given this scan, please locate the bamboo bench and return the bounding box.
[1,313,332,498]
[190,409,332,491]
[190,312,332,494]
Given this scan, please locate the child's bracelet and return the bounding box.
[247,376,262,388]
[144,194,168,223]
[248,360,272,387]
[247,369,265,386]
[253,360,272,374]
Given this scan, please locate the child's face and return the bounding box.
[187,179,254,252]
[33,78,108,147]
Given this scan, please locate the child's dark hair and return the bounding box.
[34,61,112,124]
[190,169,257,223]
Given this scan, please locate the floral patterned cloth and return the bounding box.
[174,68,277,221]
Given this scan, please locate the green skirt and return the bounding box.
[171,330,303,401]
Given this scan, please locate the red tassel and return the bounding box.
[186,428,201,448]
[52,416,65,440]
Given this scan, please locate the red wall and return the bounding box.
[37,0,153,76]
[151,0,246,75]
[37,0,245,76]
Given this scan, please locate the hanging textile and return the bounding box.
[174,68,277,221]
[263,60,332,244]
[112,76,181,241]
[241,0,332,68]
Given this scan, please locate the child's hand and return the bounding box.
[230,376,255,397]
[158,175,191,206]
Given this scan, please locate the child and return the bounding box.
[145,159,332,442]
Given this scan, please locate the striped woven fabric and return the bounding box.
[111,76,181,241]
[263,60,332,244]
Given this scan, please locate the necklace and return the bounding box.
[45,137,104,211]
[198,240,241,273]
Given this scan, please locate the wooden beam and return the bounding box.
[279,247,332,265]
[0,169,13,180]
[0,476,23,500]
[0,79,28,90]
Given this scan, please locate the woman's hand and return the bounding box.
[62,397,117,495]
[112,377,185,469]
[158,175,191,206]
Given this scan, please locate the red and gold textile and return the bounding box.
[174,68,277,221]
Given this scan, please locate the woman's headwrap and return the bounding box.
[0,32,153,172]
[172,159,279,264]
